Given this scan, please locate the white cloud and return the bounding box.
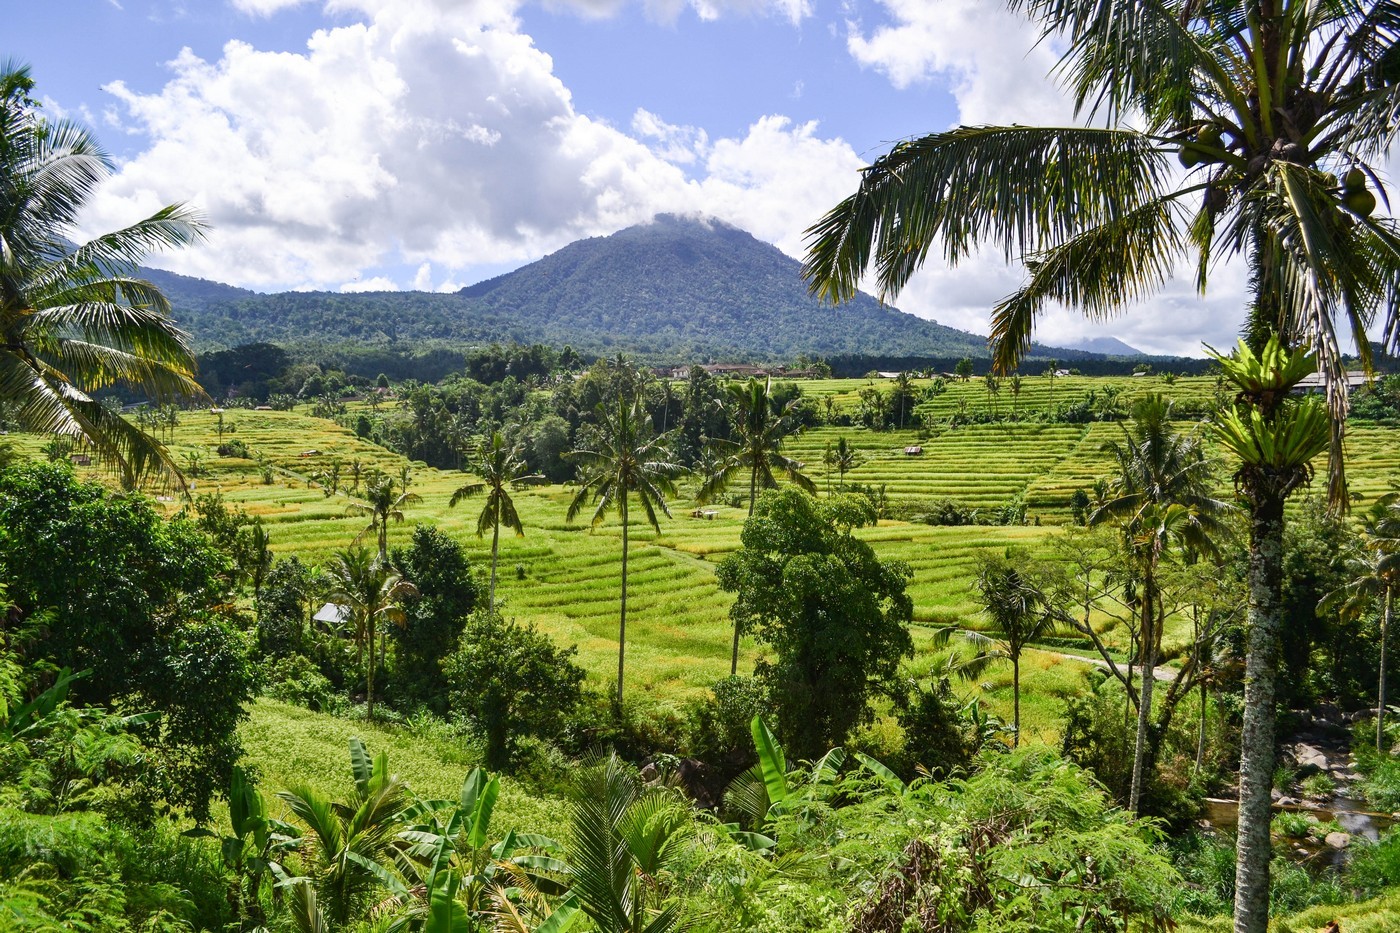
[82,1,861,295]
[340,275,399,292]
[845,0,1071,125]
[230,0,314,15]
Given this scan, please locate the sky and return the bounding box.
[7,0,1263,356]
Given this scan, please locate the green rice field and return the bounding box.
[17,378,1399,737]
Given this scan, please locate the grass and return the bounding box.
[17,378,1400,735]
[1176,892,1400,932]
[240,698,568,838]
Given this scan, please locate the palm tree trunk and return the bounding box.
[1012,655,1020,748]
[1233,486,1287,933]
[1129,578,1156,816]
[616,495,629,714]
[748,463,759,517]
[489,518,501,610]
[1379,585,1392,752]
[367,614,377,721]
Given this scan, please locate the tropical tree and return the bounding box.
[698,376,816,520]
[562,753,695,933]
[1091,394,1231,813]
[1210,338,1329,927]
[326,545,416,721]
[827,435,861,491]
[801,5,1400,925]
[0,64,206,488]
[717,490,913,759]
[348,470,421,565]
[567,392,685,711]
[1321,493,1400,750]
[449,431,548,608]
[1009,373,1024,415]
[964,549,1061,747]
[272,739,410,931]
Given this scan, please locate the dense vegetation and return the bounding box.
[9,11,1400,928]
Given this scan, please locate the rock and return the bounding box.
[1289,742,1329,773]
[1271,788,1284,802]
[639,763,659,783]
[1277,796,1299,807]
[1324,831,1351,849]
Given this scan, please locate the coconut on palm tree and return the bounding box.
[567,391,685,711]
[0,63,205,487]
[449,431,547,609]
[802,5,1400,927]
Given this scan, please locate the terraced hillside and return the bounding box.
[16,384,1398,737]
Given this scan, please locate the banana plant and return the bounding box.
[187,765,300,925]
[395,767,572,932]
[723,716,845,836]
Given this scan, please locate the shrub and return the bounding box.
[891,676,971,780]
[263,654,338,713]
[687,675,769,786]
[443,610,585,770]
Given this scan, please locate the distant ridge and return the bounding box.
[1057,336,1145,357]
[144,213,1128,364]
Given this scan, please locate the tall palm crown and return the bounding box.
[449,430,547,608]
[1,64,204,486]
[698,377,815,515]
[1093,395,1233,558]
[803,0,1400,500]
[327,545,415,721]
[567,392,686,709]
[348,471,420,563]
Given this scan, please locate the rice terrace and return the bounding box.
[12,2,1400,933]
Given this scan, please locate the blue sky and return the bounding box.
[6,0,1251,355]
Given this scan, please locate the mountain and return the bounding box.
[147,214,1105,363]
[1057,336,1144,356]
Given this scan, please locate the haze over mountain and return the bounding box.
[150,214,1108,364]
[1055,336,1144,357]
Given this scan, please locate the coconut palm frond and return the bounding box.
[802,125,1168,304]
[989,193,1190,371]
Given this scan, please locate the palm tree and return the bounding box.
[0,63,206,487]
[273,739,410,931]
[699,377,816,518]
[1210,337,1330,926]
[347,470,421,565]
[563,754,693,933]
[567,393,685,711]
[1322,493,1400,750]
[449,431,547,609]
[802,7,1400,926]
[326,545,416,721]
[829,436,860,491]
[1092,394,1232,814]
[966,549,1061,747]
[699,377,817,675]
[1009,374,1023,416]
